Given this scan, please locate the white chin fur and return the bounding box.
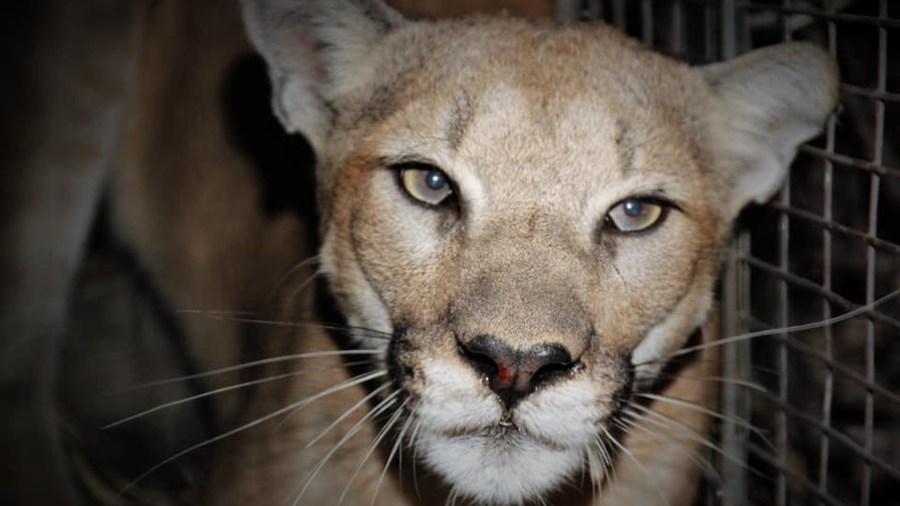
[414,360,598,504]
[419,432,582,505]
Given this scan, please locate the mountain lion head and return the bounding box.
[241,0,838,503]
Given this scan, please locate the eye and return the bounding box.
[399,166,453,206]
[606,197,666,233]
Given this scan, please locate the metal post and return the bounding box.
[718,2,750,506]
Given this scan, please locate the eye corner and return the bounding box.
[644,195,683,214]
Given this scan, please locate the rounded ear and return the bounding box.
[697,43,839,218]
[240,0,407,159]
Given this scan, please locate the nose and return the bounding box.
[459,334,578,409]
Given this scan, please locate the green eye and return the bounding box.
[400,166,453,206]
[606,198,665,233]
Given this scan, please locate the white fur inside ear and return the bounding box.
[698,42,839,218]
[240,0,407,157]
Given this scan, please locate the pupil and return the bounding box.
[425,170,446,190]
[623,199,643,217]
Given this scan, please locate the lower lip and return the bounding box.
[480,422,522,438]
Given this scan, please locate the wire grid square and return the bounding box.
[577,1,899,505]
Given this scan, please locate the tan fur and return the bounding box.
[220,2,837,505]
[221,18,729,504]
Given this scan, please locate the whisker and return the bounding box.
[410,418,424,501]
[601,426,671,506]
[578,445,587,490]
[642,373,767,393]
[638,286,900,367]
[271,254,320,297]
[615,412,720,486]
[395,404,419,493]
[634,392,774,451]
[446,488,460,506]
[290,390,401,506]
[396,417,407,491]
[371,408,415,506]
[107,369,323,429]
[584,438,602,499]
[175,308,395,341]
[284,269,323,306]
[624,403,769,480]
[589,433,616,492]
[176,309,257,317]
[636,357,782,381]
[622,405,714,451]
[183,314,394,340]
[120,369,386,495]
[305,383,391,449]
[596,435,615,484]
[338,399,408,505]
[117,350,380,392]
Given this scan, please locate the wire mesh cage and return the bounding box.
[572,1,900,505]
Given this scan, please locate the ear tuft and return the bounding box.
[240,0,407,157]
[698,42,839,217]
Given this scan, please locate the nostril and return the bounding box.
[531,359,578,388]
[458,341,500,379]
[518,344,574,389]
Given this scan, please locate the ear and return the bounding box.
[240,0,407,157]
[697,43,839,218]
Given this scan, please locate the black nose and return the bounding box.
[459,334,578,409]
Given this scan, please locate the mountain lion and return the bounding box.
[2,0,838,505]
[204,0,838,504]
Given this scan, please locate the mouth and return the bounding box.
[434,415,581,456]
[430,413,519,437]
[467,418,520,438]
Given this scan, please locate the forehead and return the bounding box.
[344,17,711,201]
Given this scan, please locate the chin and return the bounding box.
[418,430,583,505]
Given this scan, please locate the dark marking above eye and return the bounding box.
[356,83,402,125]
[615,118,636,176]
[446,92,474,151]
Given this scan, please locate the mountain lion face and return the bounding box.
[242,0,837,503]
